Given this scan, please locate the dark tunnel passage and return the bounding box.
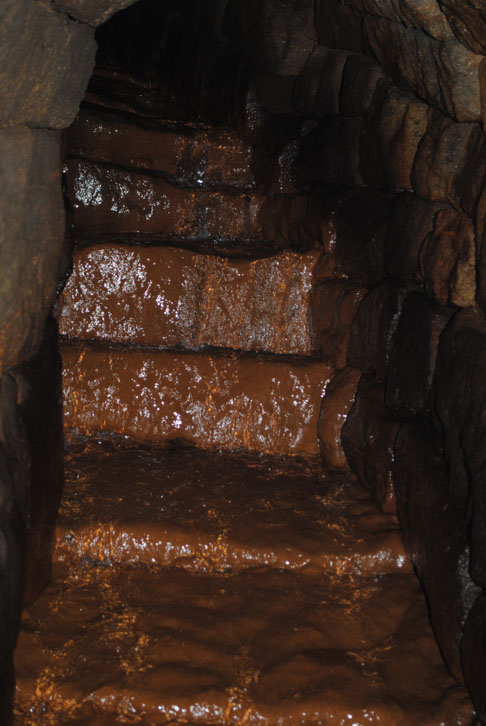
[2,0,486,723]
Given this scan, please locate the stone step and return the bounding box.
[13,446,473,726]
[67,106,256,190]
[56,441,410,575]
[65,159,264,242]
[61,343,332,455]
[58,244,322,356]
[14,563,472,726]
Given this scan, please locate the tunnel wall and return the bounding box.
[0,0,138,718]
[1,0,486,721]
[217,0,486,718]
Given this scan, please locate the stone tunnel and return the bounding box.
[2,0,486,723]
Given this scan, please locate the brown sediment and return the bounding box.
[55,441,410,574]
[57,244,322,356]
[13,444,473,726]
[61,343,332,455]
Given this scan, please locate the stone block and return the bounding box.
[67,108,255,190]
[318,366,361,470]
[295,116,363,190]
[435,308,486,590]
[360,81,428,192]
[347,283,406,380]
[258,194,313,249]
[0,0,95,128]
[334,189,392,286]
[387,292,453,415]
[65,160,264,242]
[364,15,483,122]
[312,280,367,369]
[292,45,349,118]
[49,0,138,26]
[250,114,302,192]
[384,192,441,282]
[0,128,64,372]
[315,0,365,52]
[58,244,322,356]
[62,343,332,456]
[341,374,399,513]
[412,110,486,217]
[223,0,316,77]
[439,0,486,54]
[339,53,384,117]
[303,188,355,278]
[421,208,476,307]
[393,419,481,683]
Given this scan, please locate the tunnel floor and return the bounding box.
[13,440,473,725]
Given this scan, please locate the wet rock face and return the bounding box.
[421,208,476,307]
[384,192,440,283]
[312,280,367,369]
[0,128,64,372]
[412,110,486,216]
[435,308,486,590]
[65,159,264,242]
[386,292,453,416]
[62,343,332,455]
[360,81,428,192]
[341,375,399,513]
[0,0,95,128]
[318,366,361,470]
[58,245,321,356]
[347,283,405,381]
[393,419,481,683]
[363,16,483,122]
[67,108,256,190]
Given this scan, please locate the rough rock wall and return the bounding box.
[0,0,138,719]
[220,0,486,718]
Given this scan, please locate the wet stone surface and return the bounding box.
[55,441,410,575]
[67,107,256,190]
[65,159,264,243]
[61,343,332,456]
[14,442,473,726]
[58,244,321,356]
